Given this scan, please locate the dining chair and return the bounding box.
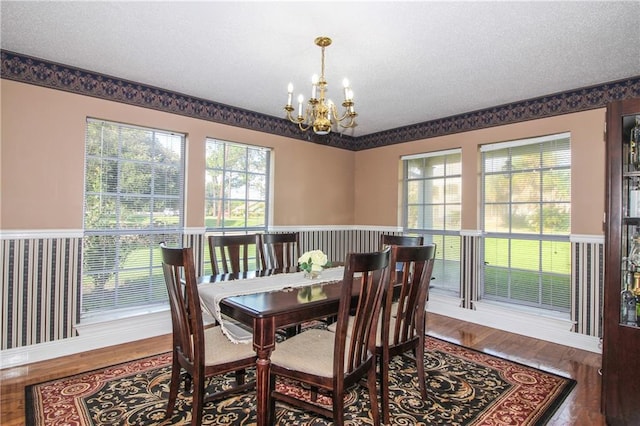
[377,243,436,424]
[268,247,391,426]
[380,234,424,275]
[380,233,424,249]
[160,243,257,426]
[208,233,260,275]
[259,232,300,270]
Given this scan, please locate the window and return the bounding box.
[82,119,185,319]
[204,138,270,274]
[403,149,462,295]
[481,133,571,312]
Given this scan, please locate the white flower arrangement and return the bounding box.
[298,250,330,273]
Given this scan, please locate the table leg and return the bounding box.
[255,348,273,426]
[253,318,276,426]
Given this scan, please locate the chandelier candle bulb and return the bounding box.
[287,83,293,106]
[297,94,304,118]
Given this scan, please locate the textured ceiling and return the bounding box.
[2,1,639,137]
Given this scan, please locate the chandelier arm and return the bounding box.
[339,115,358,129]
[334,108,358,123]
[285,108,313,131]
[298,121,312,132]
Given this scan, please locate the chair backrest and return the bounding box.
[259,232,300,270]
[380,234,424,249]
[383,244,436,349]
[160,243,204,366]
[334,248,391,378]
[208,234,260,275]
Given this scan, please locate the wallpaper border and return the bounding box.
[2,50,639,151]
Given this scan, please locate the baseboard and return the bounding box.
[427,294,602,354]
[0,310,172,369]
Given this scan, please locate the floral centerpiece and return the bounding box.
[298,249,330,279]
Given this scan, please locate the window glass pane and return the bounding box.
[248,147,267,173]
[542,169,571,202]
[445,177,461,203]
[512,170,540,203]
[407,158,424,178]
[445,204,461,229]
[542,203,571,234]
[484,204,509,233]
[407,180,423,204]
[511,143,541,170]
[248,174,266,199]
[425,156,445,177]
[512,203,540,234]
[484,174,510,203]
[426,204,444,229]
[424,233,460,295]
[446,153,462,174]
[226,144,247,170]
[406,205,421,229]
[206,141,224,169]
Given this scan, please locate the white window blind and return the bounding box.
[82,119,185,318]
[403,149,461,295]
[203,138,270,275]
[481,133,571,312]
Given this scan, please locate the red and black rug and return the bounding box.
[26,336,575,425]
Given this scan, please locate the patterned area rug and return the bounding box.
[25,335,575,425]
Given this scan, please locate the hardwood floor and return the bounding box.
[0,313,604,425]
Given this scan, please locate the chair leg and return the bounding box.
[235,368,246,386]
[415,338,428,400]
[367,363,381,426]
[379,352,391,425]
[269,374,277,425]
[166,354,181,418]
[191,370,205,426]
[333,388,345,426]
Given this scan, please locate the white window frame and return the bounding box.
[203,138,271,275]
[402,149,462,296]
[480,132,571,313]
[82,118,185,320]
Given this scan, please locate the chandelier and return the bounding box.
[284,36,357,135]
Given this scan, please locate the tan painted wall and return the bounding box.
[354,109,606,235]
[1,79,606,235]
[1,80,355,229]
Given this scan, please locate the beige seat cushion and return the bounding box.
[203,326,256,366]
[270,329,337,377]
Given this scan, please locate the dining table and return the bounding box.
[197,266,348,426]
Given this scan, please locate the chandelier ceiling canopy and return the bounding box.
[284,36,357,135]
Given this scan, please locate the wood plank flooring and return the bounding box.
[0,313,604,425]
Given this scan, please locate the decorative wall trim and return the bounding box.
[1,236,81,350]
[182,233,205,278]
[2,50,639,151]
[461,233,481,309]
[572,238,605,337]
[0,227,606,364]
